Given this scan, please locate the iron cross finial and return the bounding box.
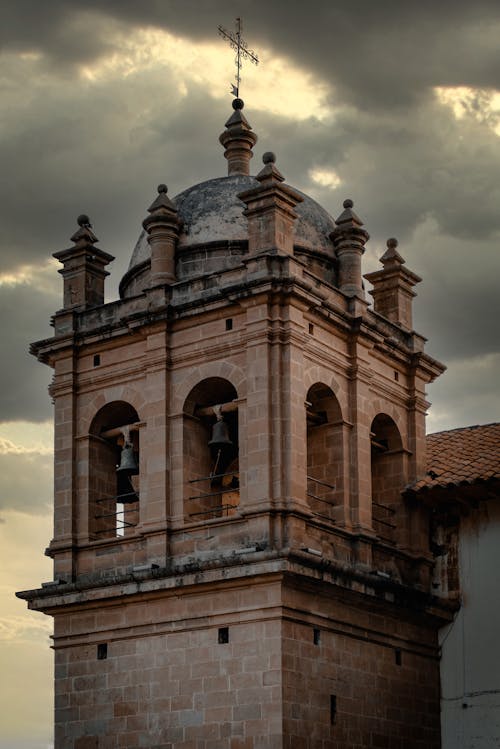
[218,17,259,98]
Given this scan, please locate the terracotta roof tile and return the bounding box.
[411,422,500,492]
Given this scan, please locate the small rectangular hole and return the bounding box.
[395,648,402,666]
[226,319,233,331]
[218,627,229,644]
[330,695,337,725]
[394,370,399,381]
[308,323,314,335]
[313,628,321,645]
[93,354,101,367]
[97,643,108,660]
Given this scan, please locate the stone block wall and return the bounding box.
[282,616,441,749]
[52,573,441,749]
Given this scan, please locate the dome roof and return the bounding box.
[121,175,337,297]
[120,101,339,298]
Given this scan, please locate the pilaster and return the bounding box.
[47,352,78,582]
[140,325,170,563]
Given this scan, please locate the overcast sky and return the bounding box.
[1,2,500,746]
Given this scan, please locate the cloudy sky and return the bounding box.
[1,1,500,746]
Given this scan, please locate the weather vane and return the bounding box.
[218,17,259,98]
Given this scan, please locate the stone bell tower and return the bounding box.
[19,99,453,749]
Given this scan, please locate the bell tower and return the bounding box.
[19,101,453,749]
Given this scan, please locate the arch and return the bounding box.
[88,401,141,540]
[90,400,140,435]
[182,377,240,521]
[370,413,406,544]
[303,366,347,418]
[183,377,238,417]
[81,386,146,436]
[306,383,344,521]
[368,399,407,451]
[172,361,244,415]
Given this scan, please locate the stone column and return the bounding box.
[331,199,369,298]
[143,184,180,286]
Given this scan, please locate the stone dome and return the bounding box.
[119,100,340,298]
[120,175,337,298]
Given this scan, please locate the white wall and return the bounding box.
[440,499,500,748]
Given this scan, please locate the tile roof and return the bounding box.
[410,422,500,493]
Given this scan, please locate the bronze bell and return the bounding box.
[116,443,139,476]
[208,418,232,450]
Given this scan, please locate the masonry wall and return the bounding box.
[282,589,441,749]
[51,574,442,749]
[53,578,283,749]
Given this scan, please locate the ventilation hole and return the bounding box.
[395,648,402,666]
[394,370,399,381]
[330,695,337,725]
[309,323,314,335]
[97,643,108,660]
[313,628,321,645]
[93,354,101,367]
[218,627,229,644]
[226,318,233,331]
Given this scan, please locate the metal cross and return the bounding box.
[218,17,259,98]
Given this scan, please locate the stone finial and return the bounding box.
[142,184,180,286]
[53,216,114,311]
[380,237,405,267]
[331,199,369,298]
[364,237,422,330]
[144,184,176,216]
[255,151,285,185]
[219,98,258,176]
[238,152,303,257]
[70,214,99,246]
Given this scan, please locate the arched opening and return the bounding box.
[88,401,140,539]
[306,383,343,522]
[370,414,405,544]
[183,378,239,521]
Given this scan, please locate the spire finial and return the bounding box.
[380,237,405,267]
[219,96,257,177]
[218,17,259,100]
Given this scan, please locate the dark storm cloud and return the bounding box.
[426,352,500,432]
[0,283,55,422]
[2,0,500,105]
